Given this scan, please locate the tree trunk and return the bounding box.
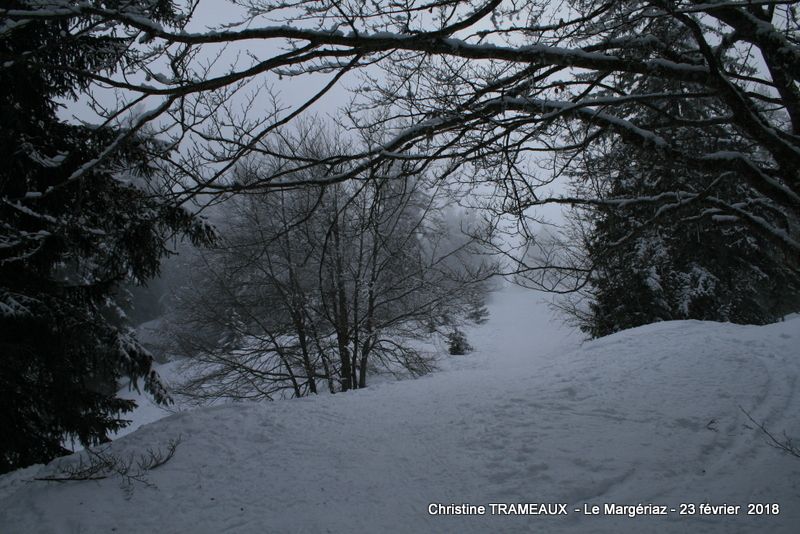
[331,214,352,391]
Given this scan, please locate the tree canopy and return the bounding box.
[3,1,796,258]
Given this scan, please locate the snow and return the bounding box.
[2,286,800,533]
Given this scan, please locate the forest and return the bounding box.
[1,2,799,530]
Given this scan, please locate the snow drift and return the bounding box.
[1,288,799,533]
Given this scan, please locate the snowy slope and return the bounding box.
[2,287,800,533]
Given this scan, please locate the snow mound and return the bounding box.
[1,289,799,533]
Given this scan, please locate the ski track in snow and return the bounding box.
[1,287,800,533]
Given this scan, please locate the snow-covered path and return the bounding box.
[2,287,800,533]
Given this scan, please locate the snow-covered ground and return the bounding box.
[2,286,800,533]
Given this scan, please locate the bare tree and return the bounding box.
[168,125,496,401]
[5,0,797,279]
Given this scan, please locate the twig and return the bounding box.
[739,406,800,458]
[35,436,182,491]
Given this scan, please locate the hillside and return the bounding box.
[1,287,799,533]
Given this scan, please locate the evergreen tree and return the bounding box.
[565,13,800,338]
[0,1,212,473]
[447,329,472,356]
